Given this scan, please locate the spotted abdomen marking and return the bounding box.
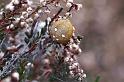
[49,19,75,44]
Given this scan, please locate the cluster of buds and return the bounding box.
[1,71,19,82]
[0,0,85,82]
[63,36,86,81]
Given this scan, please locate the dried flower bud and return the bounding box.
[10,24,14,29]
[40,0,45,3]
[14,18,21,23]
[27,0,33,5]
[12,72,19,81]
[1,77,11,82]
[6,3,15,11]
[66,2,72,8]
[67,0,73,3]
[20,21,26,27]
[76,4,83,10]
[34,13,39,19]
[25,62,34,69]
[69,71,74,76]
[64,56,70,62]
[12,0,20,5]
[43,59,50,65]
[0,52,4,59]
[82,73,86,78]
[27,7,33,14]
[26,18,33,23]
[22,11,29,18]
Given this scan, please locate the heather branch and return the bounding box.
[0,0,85,82]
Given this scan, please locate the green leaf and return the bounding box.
[94,76,100,82]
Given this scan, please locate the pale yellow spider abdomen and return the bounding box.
[49,19,75,44]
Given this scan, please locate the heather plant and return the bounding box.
[0,0,86,82]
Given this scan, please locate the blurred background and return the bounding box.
[1,0,124,82]
[72,0,124,82]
